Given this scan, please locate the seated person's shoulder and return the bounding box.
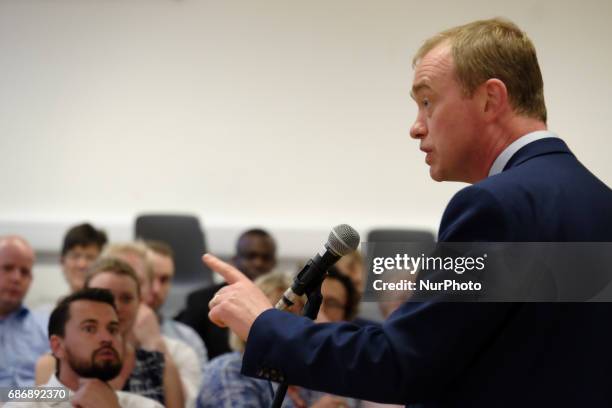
[116,390,165,408]
[203,352,243,376]
[35,353,56,385]
[163,336,198,361]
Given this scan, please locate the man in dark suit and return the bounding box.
[175,229,276,359]
[205,18,612,407]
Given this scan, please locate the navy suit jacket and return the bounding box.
[241,138,612,407]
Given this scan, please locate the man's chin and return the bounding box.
[91,361,122,382]
[0,298,23,312]
[429,167,445,182]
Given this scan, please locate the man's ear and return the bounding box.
[50,335,65,359]
[482,78,509,121]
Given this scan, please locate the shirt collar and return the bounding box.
[0,305,29,321]
[44,375,73,406]
[45,375,68,389]
[488,130,557,177]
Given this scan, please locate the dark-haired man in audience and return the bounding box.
[34,223,107,323]
[5,288,163,407]
[0,235,49,387]
[176,228,276,359]
[60,223,108,292]
[146,240,208,367]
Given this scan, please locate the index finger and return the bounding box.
[202,253,249,284]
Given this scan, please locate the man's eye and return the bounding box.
[83,326,96,333]
[109,326,119,335]
[422,99,430,108]
[120,295,133,304]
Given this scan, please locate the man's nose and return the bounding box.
[7,267,22,282]
[410,115,427,139]
[99,331,116,344]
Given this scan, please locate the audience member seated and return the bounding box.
[34,223,108,322]
[35,258,183,407]
[318,267,359,323]
[101,243,154,304]
[146,240,208,368]
[0,236,49,387]
[177,228,277,359]
[60,223,108,293]
[102,242,202,407]
[198,272,354,408]
[5,288,163,408]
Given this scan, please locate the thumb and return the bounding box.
[202,253,249,285]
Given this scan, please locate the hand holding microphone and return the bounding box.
[205,225,360,341]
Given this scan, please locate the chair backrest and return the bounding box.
[134,214,212,286]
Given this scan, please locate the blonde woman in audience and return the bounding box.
[35,258,185,408]
[102,242,202,407]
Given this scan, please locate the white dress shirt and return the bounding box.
[3,375,163,408]
[488,130,557,177]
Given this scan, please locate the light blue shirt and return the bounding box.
[198,352,357,408]
[0,306,50,387]
[488,130,558,177]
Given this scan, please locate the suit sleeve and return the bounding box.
[242,186,514,404]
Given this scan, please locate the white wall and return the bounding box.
[1,0,611,256]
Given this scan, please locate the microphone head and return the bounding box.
[327,224,360,256]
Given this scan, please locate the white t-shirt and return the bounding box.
[3,375,163,408]
[163,336,202,408]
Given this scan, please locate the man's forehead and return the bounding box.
[152,254,174,276]
[70,244,101,253]
[411,43,454,94]
[69,300,118,323]
[0,239,35,263]
[239,235,274,251]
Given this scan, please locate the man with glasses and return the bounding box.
[60,223,108,293]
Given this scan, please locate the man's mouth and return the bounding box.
[95,347,119,360]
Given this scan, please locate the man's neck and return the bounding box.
[469,117,547,183]
[57,363,82,391]
[0,304,21,320]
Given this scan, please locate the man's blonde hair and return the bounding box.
[413,18,547,122]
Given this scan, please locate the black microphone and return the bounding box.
[275,224,360,311]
